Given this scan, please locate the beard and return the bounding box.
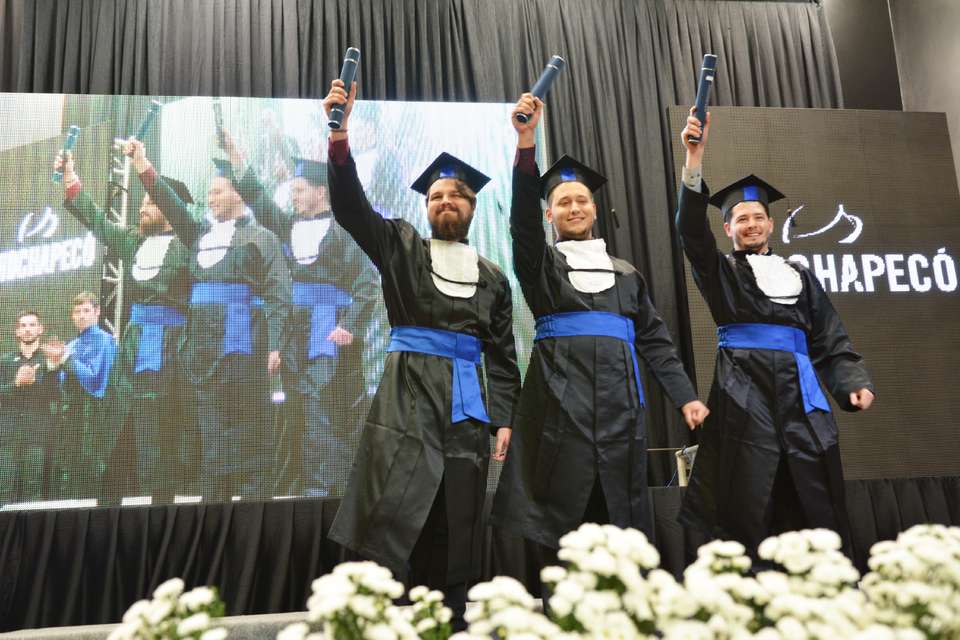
[431,209,473,242]
[139,218,166,236]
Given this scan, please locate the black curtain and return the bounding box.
[3,0,842,486]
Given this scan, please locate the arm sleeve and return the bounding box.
[805,274,874,411]
[633,273,700,408]
[327,143,400,270]
[235,167,291,238]
[70,333,117,399]
[483,272,522,436]
[337,231,381,334]
[510,165,547,297]
[64,189,138,256]
[251,231,293,353]
[0,358,18,402]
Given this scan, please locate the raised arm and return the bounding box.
[323,79,402,269]
[126,139,203,247]
[54,151,138,255]
[509,94,547,293]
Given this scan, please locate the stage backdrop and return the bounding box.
[0,92,547,510]
[668,105,960,480]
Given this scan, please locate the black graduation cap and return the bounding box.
[212,157,235,182]
[410,152,490,196]
[161,176,194,205]
[293,158,326,187]
[539,154,608,201]
[709,174,786,218]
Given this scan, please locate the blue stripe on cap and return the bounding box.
[294,164,305,178]
[560,167,577,183]
[440,164,456,179]
[743,185,758,202]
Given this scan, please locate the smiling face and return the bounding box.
[426,177,475,242]
[207,177,244,221]
[724,201,774,253]
[546,181,596,241]
[291,177,326,219]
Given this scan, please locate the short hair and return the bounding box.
[72,291,99,308]
[16,311,41,324]
[425,178,477,210]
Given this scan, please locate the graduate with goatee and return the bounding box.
[322,78,521,631]
[54,148,193,504]
[490,94,708,567]
[674,107,874,566]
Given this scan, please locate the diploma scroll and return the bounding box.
[329,47,360,129]
[517,55,565,124]
[52,125,81,183]
[130,100,162,142]
[689,54,717,144]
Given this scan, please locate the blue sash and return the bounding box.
[386,326,489,423]
[190,282,265,356]
[129,303,186,373]
[717,323,831,414]
[534,311,644,407]
[292,282,353,359]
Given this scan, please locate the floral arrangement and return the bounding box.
[108,578,227,640]
[278,522,960,640]
[278,561,452,640]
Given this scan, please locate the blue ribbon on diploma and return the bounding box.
[191,282,264,356]
[129,303,186,373]
[717,323,832,414]
[292,282,353,359]
[534,311,645,407]
[387,326,490,423]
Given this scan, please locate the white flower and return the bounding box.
[548,594,574,618]
[276,622,309,640]
[153,577,186,599]
[363,623,397,640]
[541,565,568,583]
[122,599,153,624]
[106,622,141,640]
[408,585,429,601]
[199,628,228,640]
[145,599,174,625]
[176,612,211,636]
[180,587,217,611]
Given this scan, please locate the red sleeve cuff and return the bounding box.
[514,146,538,176]
[139,165,159,191]
[329,138,352,165]
[65,181,82,201]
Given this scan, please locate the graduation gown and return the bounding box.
[674,183,874,552]
[489,166,699,549]
[326,152,521,582]
[147,172,291,497]
[64,187,192,498]
[236,169,379,495]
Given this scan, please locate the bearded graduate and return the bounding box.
[321,78,521,631]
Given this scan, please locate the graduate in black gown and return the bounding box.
[674,107,875,563]
[219,132,379,497]
[127,139,291,501]
[322,79,521,629]
[490,95,708,556]
[56,148,193,504]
